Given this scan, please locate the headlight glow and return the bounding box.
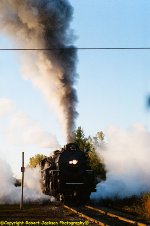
[72,160,78,165]
[69,159,78,165]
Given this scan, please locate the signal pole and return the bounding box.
[20,152,25,210]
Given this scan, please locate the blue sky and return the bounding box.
[71,0,150,133]
[0,0,150,175]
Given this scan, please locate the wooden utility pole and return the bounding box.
[20,152,25,210]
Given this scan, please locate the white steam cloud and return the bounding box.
[0,0,78,142]
[0,159,49,204]
[91,124,150,200]
[0,98,15,116]
[0,98,58,203]
[0,98,59,148]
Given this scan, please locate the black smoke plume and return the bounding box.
[0,0,78,142]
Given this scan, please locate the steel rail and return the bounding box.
[85,205,147,226]
[64,204,108,226]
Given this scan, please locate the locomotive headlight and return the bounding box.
[69,160,78,165]
[72,160,78,165]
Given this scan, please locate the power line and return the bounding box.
[0,47,150,50]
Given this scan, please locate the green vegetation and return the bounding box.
[74,126,91,152]
[28,154,46,168]
[74,126,106,181]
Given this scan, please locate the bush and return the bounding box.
[98,193,150,221]
[141,193,150,219]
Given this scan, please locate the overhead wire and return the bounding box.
[0,47,150,50]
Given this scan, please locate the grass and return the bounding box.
[0,203,63,221]
[0,203,86,223]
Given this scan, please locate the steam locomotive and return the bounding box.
[40,143,97,204]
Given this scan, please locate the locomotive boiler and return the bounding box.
[40,143,97,203]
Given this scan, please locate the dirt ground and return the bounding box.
[0,203,96,226]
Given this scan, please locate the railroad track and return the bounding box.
[64,204,148,226]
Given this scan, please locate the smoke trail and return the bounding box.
[91,124,150,200]
[0,0,78,142]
